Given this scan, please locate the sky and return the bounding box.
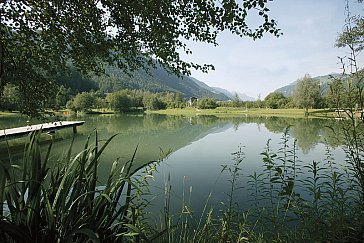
[182,0,364,99]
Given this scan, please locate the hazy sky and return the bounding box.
[183,0,363,99]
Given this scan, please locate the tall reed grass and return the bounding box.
[0,131,162,242]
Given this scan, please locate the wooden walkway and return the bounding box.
[0,121,85,140]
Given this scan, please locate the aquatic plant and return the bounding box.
[0,131,161,242]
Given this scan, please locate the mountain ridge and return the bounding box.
[274,73,345,97]
[60,64,255,101]
[90,65,232,100]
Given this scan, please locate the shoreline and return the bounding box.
[145,107,340,119]
[0,108,349,119]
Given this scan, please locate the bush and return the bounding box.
[197,98,218,109]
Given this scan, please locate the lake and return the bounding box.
[0,113,348,218]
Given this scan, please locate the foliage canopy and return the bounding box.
[264,92,287,109]
[0,0,280,116]
[293,74,321,113]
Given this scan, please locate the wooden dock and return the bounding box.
[0,121,85,140]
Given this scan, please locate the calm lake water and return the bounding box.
[0,113,347,217]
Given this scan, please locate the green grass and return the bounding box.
[1,107,339,119]
[0,111,19,116]
[146,107,338,118]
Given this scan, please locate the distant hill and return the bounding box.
[57,68,98,92]
[211,87,255,101]
[275,73,346,97]
[234,92,256,101]
[188,77,256,101]
[58,64,257,101]
[90,64,231,100]
[210,87,235,100]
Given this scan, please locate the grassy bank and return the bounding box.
[0,108,339,119]
[0,111,20,116]
[146,107,338,118]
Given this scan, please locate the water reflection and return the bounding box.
[0,114,347,161]
[0,113,352,223]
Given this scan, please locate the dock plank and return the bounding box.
[0,121,85,140]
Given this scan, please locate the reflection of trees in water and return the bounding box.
[79,115,362,154]
[77,114,187,135]
[190,115,219,126]
[262,116,344,153]
[264,117,293,133]
[263,116,328,153]
[1,113,352,156]
[226,116,265,131]
[290,119,322,153]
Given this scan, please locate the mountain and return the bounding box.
[209,87,256,101]
[91,65,231,100]
[235,92,256,101]
[211,87,235,100]
[60,63,256,101]
[275,73,346,97]
[186,80,256,101]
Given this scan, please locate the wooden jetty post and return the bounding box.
[0,121,85,141]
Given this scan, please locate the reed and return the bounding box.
[0,131,161,242]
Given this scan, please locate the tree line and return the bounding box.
[222,73,363,112]
[0,72,360,113]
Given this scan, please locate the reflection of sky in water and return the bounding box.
[0,114,351,219]
[147,121,347,220]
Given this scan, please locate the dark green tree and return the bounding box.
[264,92,287,109]
[0,84,21,111]
[69,92,96,112]
[327,78,346,110]
[159,92,183,108]
[197,97,218,109]
[293,74,321,114]
[143,94,165,110]
[48,85,72,110]
[107,91,133,112]
[232,93,241,107]
[0,0,280,116]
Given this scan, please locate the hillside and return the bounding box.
[210,87,256,101]
[275,73,346,97]
[90,65,231,100]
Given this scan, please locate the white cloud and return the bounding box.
[182,0,364,98]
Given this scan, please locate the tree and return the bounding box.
[197,98,218,109]
[0,84,21,111]
[293,74,321,114]
[335,1,364,117]
[70,92,96,112]
[143,94,165,110]
[47,85,72,110]
[264,92,287,109]
[0,0,280,116]
[107,91,133,112]
[327,78,346,110]
[336,0,364,53]
[232,93,241,107]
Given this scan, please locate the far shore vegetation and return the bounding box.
[0,73,359,120]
